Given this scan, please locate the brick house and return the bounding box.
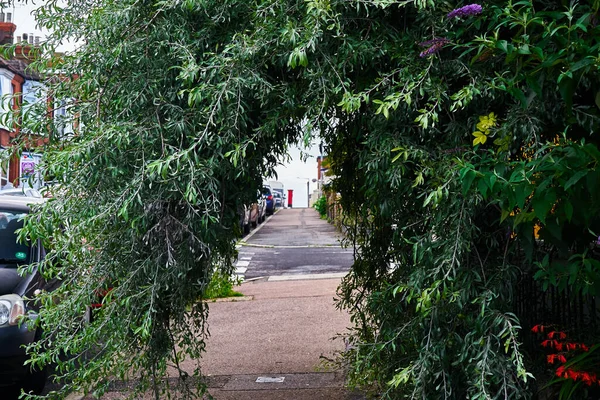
[0,14,49,190]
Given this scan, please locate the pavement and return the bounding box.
[198,277,359,399]
[66,208,360,399]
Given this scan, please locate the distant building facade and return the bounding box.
[0,14,69,190]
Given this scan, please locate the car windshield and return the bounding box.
[0,210,29,266]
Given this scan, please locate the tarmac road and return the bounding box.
[238,208,354,280]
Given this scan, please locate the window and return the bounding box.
[0,209,29,266]
[0,147,8,189]
[21,81,46,135]
[54,98,74,139]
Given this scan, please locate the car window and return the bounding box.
[262,187,271,195]
[0,210,30,266]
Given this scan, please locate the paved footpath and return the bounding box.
[198,278,362,399]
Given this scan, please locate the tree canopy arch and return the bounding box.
[8,0,600,398]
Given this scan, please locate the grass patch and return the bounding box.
[204,270,244,300]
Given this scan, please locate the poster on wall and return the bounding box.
[20,152,42,189]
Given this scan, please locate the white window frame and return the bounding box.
[0,68,14,130]
[0,146,9,189]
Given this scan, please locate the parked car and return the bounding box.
[0,188,42,198]
[263,185,275,215]
[273,192,282,208]
[238,205,251,235]
[248,189,266,228]
[0,196,49,395]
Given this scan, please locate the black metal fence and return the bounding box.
[515,273,600,348]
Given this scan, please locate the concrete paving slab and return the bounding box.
[239,278,343,300]
[199,290,349,375]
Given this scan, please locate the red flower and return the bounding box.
[532,324,545,333]
[547,354,557,364]
[566,342,577,351]
[567,369,580,380]
[557,354,567,364]
[555,342,564,351]
[581,344,590,352]
[541,339,557,348]
[556,365,566,378]
[581,372,596,386]
[548,331,567,340]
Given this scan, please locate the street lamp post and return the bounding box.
[307,180,310,207]
[297,177,316,208]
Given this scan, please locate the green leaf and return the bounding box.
[564,201,573,222]
[478,178,489,198]
[462,169,476,196]
[496,40,509,53]
[531,190,557,224]
[517,44,531,54]
[508,86,527,108]
[515,184,532,210]
[570,57,594,72]
[564,170,587,190]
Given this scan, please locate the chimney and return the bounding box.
[28,33,33,44]
[34,36,40,45]
[0,18,16,46]
[16,35,20,43]
[6,13,11,23]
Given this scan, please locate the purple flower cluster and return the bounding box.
[418,37,449,58]
[447,3,483,19]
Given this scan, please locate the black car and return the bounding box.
[0,196,49,395]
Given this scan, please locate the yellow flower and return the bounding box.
[477,112,497,131]
[472,130,488,145]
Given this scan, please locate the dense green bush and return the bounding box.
[313,195,328,218]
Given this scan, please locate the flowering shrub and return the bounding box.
[532,324,600,398]
[418,38,450,58]
[447,4,483,19]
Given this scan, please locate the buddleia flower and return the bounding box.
[418,37,449,58]
[447,4,483,19]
